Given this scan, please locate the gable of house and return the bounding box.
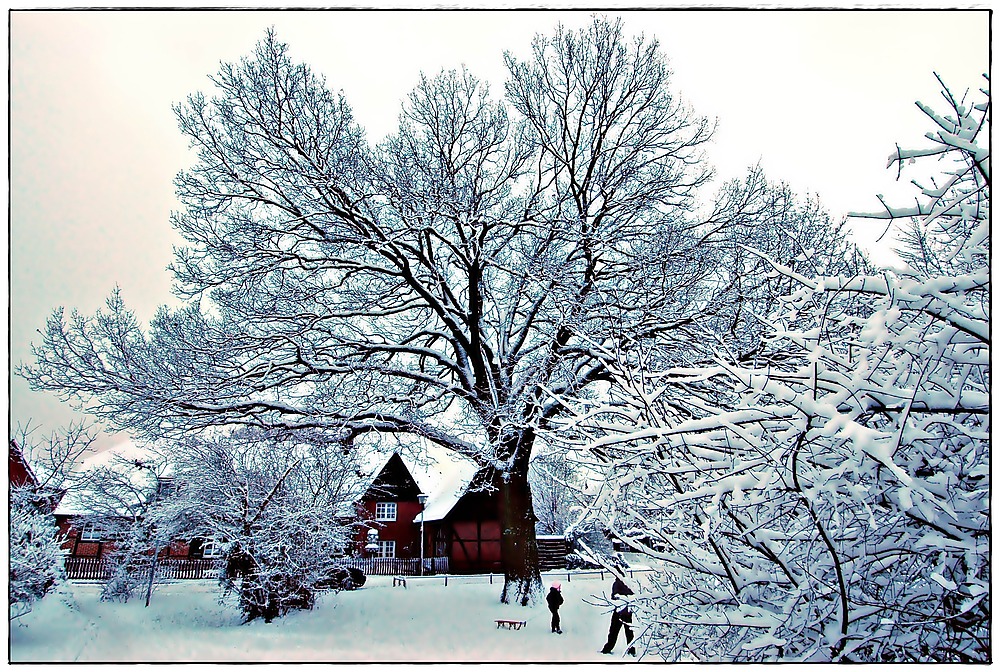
[364,453,421,502]
[348,445,502,568]
[353,453,426,559]
[9,440,39,490]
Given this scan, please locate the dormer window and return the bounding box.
[375,501,397,522]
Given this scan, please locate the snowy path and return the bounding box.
[10,572,655,663]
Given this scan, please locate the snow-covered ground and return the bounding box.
[10,570,658,663]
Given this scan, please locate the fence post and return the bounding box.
[445,575,448,587]
[490,573,493,585]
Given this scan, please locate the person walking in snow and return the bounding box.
[601,576,635,655]
[546,582,564,633]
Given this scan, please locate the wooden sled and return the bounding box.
[496,619,527,630]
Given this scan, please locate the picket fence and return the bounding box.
[63,555,448,581]
[64,557,221,581]
[340,556,449,576]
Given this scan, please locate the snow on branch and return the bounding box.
[545,75,989,662]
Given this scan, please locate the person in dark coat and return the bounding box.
[601,576,636,655]
[546,582,564,633]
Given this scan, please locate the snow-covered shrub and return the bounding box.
[96,523,164,604]
[67,449,170,604]
[99,559,144,604]
[550,76,989,662]
[9,487,64,620]
[9,424,96,620]
[157,429,358,623]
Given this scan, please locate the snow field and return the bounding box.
[10,571,654,663]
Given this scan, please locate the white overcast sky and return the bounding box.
[8,7,991,450]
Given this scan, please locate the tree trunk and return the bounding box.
[144,547,159,608]
[498,432,543,605]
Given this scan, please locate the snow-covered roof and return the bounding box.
[53,439,167,517]
[354,441,481,523]
[407,444,481,523]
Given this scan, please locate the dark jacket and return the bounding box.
[611,578,633,599]
[546,588,564,611]
[611,578,633,618]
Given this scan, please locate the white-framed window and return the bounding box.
[79,521,104,542]
[377,540,396,558]
[200,537,223,558]
[375,501,397,522]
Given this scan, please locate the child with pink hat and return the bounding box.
[546,582,564,633]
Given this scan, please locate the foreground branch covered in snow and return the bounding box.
[548,76,990,662]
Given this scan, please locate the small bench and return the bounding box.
[392,576,407,588]
[496,619,527,630]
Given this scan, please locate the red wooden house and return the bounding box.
[53,441,218,565]
[352,447,503,573]
[53,439,562,577]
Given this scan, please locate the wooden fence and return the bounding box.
[161,558,221,580]
[64,556,446,580]
[64,557,221,581]
[536,536,569,570]
[64,557,108,580]
[340,556,449,576]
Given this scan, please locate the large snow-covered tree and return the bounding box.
[20,18,805,604]
[551,75,989,660]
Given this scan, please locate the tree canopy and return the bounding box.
[21,18,844,606]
